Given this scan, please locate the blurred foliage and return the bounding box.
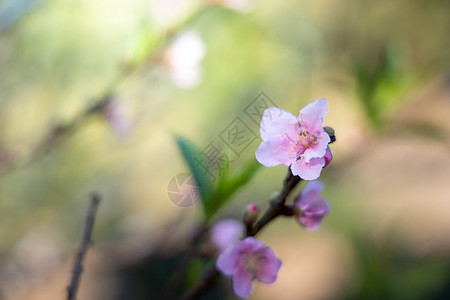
[0,0,449,299]
[176,135,260,221]
[353,44,412,131]
[341,236,450,300]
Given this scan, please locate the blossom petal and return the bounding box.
[305,198,329,216]
[211,219,243,251]
[297,181,324,208]
[299,199,329,230]
[239,237,267,252]
[260,108,298,141]
[298,98,328,130]
[256,248,282,284]
[302,131,330,162]
[216,246,240,276]
[255,136,293,167]
[290,157,325,180]
[232,269,254,298]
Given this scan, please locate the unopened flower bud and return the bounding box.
[243,203,259,227]
[323,126,336,144]
[324,147,333,168]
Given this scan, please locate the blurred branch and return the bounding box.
[0,96,111,173]
[180,267,220,300]
[66,193,101,300]
[0,4,213,174]
[249,169,300,236]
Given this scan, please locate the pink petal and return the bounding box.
[290,157,325,180]
[260,108,298,141]
[306,198,329,215]
[232,268,254,298]
[216,246,240,276]
[211,219,243,251]
[298,181,324,207]
[295,181,329,230]
[299,214,324,230]
[302,131,330,162]
[239,237,266,252]
[323,147,333,167]
[299,199,329,230]
[298,98,328,130]
[255,136,294,167]
[256,248,282,284]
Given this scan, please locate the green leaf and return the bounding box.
[175,135,213,216]
[175,135,261,221]
[205,158,261,220]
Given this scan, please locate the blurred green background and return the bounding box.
[1,0,450,299]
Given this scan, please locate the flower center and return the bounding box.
[299,127,318,147]
[243,253,264,277]
[281,124,319,160]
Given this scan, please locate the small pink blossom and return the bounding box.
[255,99,330,180]
[211,219,243,251]
[216,237,281,298]
[294,181,329,230]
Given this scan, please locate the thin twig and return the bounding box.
[66,193,102,300]
[249,169,300,236]
[180,169,302,300]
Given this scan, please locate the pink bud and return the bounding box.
[243,203,259,227]
[248,203,258,212]
[323,147,333,168]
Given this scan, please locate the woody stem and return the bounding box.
[249,168,301,236]
[181,168,301,300]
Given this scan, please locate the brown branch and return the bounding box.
[249,169,300,236]
[66,193,101,300]
[180,169,302,300]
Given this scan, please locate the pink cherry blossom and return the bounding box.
[294,181,329,230]
[216,237,281,298]
[255,99,330,180]
[211,219,243,251]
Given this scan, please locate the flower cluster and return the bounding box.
[214,99,334,298]
[216,237,281,298]
[255,99,331,180]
